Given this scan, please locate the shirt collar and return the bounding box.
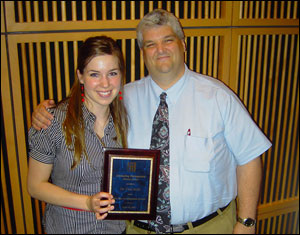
[82,103,96,126]
[149,64,188,105]
[82,103,114,135]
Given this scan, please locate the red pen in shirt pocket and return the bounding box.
[187,129,191,136]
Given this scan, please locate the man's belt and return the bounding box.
[133,202,230,232]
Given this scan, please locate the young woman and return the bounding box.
[27,36,128,234]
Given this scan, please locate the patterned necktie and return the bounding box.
[149,92,171,233]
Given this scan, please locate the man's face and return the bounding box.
[141,25,186,83]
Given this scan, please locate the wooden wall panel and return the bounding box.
[1,35,34,234]
[1,1,299,234]
[5,1,232,32]
[232,1,299,26]
[1,2,5,33]
[230,2,299,233]
[1,35,14,235]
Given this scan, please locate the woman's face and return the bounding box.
[77,54,121,113]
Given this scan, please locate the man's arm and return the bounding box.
[234,157,262,234]
[32,100,56,130]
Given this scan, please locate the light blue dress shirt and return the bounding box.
[124,65,271,225]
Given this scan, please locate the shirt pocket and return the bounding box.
[183,135,214,172]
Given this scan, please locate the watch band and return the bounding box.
[237,217,256,227]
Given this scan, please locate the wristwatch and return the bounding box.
[237,217,256,227]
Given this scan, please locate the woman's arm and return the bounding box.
[27,157,115,219]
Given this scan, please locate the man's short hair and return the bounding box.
[136,9,185,49]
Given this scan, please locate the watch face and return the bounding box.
[244,218,255,226]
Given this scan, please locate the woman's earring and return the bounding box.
[80,84,85,102]
[119,91,123,100]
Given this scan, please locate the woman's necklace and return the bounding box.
[95,115,110,148]
[97,135,106,148]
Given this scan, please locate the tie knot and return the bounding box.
[160,92,167,102]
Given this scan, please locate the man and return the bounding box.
[31,9,271,234]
